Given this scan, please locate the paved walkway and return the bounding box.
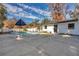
[0,34,79,56]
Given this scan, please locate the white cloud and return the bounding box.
[2,3,40,19]
[3,4,17,13]
[18,4,51,17]
[14,13,40,19]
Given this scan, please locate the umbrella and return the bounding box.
[15,19,26,40]
[15,19,26,26]
[15,19,26,33]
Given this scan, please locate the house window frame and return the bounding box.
[44,25,47,29]
[68,23,75,30]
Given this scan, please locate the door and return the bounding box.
[54,25,58,33]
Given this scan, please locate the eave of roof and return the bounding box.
[55,19,78,23]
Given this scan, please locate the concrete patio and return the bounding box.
[0,33,79,56]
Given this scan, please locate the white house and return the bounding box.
[41,24,54,34]
[55,19,79,35]
[41,19,79,35]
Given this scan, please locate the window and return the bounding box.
[68,23,75,29]
[45,25,47,29]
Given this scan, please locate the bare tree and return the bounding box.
[48,3,65,22]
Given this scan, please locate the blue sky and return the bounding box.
[3,3,76,23]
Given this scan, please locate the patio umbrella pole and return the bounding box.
[16,28,22,40]
[15,19,26,40]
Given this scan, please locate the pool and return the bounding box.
[12,31,39,37]
[19,32,30,36]
[12,32,29,37]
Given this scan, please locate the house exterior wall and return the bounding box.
[58,23,68,33]
[27,28,38,32]
[58,20,79,35]
[42,25,54,34]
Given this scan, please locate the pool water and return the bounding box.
[16,32,29,36]
[12,32,29,36]
[12,31,38,37]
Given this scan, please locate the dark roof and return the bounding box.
[42,19,78,26]
[15,19,26,26]
[56,19,78,23]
